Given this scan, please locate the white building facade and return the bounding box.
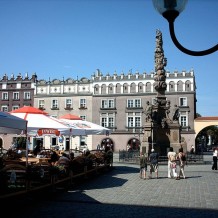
[34,69,196,154]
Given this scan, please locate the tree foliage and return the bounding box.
[196,113,202,118]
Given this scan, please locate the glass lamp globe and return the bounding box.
[152,0,188,15]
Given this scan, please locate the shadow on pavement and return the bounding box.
[2,192,218,218]
[2,165,218,218]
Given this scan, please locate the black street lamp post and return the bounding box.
[152,0,218,56]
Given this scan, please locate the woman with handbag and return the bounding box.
[167,147,179,180]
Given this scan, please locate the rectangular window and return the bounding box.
[128,117,134,127]
[80,99,86,108]
[127,100,134,108]
[100,113,115,127]
[180,115,187,127]
[127,112,141,127]
[38,100,45,108]
[2,92,8,100]
[80,136,86,146]
[108,99,114,108]
[135,117,141,127]
[1,106,8,112]
[101,117,107,127]
[180,97,187,106]
[101,99,115,109]
[127,99,141,108]
[13,92,19,100]
[12,105,19,110]
[66,98,72,108]
[101,100,107,108]
[135,99,141,108]
[51,137,57,146]
[52,99,58,109]
[24,92,31,100]
[108,117,114,127]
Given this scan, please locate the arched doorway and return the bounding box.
[195,125,218,153]
[127,138,140,151]
[101,138,114,151]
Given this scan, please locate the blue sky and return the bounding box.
[0,0,217,116]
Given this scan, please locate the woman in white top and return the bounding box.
[212,147,218,170]
[167,147,179,180]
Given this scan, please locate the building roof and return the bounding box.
[195,117,218,121]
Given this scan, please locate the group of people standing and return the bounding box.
[167,147,186,180]
[139,148,159,180]
[139,146,187,180]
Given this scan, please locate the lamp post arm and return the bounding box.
[169,21,218,56]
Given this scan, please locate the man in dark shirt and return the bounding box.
[149,148,159,179]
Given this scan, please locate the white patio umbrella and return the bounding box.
[10,106,72,136]
[0,111,27,134]
[10,107,86,156]
[49,116,86,136]
[9,106,75,165]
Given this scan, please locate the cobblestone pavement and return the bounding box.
[2,156,218,218]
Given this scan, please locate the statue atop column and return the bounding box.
[141,29,182,156]
[154,29,167,97]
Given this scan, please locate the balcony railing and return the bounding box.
[79,106,87,110]
[100,107,117,110]
[65,106,73,110]
[126,106,143,109]
[51,107,59,110]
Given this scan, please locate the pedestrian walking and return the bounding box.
[139,153,148,180]
[97,144,100,150]
[149,148,159,179]
[167,147,179,180]
[212,147,217,170]
[178,147,186,179]
[190,145,194,154]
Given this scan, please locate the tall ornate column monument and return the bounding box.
[141,30,181,155]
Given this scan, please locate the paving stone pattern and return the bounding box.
[2,154,218,218]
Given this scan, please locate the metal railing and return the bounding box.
[118,150,204,164]
[119,150,140,163]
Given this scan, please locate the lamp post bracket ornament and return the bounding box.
[152,0,218,56]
